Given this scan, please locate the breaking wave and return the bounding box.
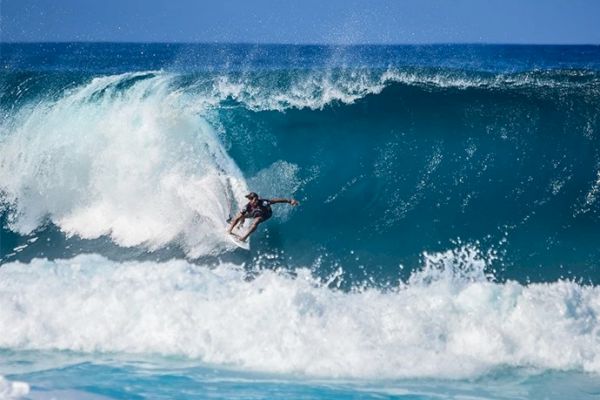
[1,245,599,379]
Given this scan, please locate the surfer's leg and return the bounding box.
[228,212,244,233]
[240,217,263,241]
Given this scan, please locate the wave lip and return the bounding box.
[195,67,600,112]
[1,247,599,379]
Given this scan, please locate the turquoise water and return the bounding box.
[3,352,599,399]
[1,44,600,398]
[3,350,600,400]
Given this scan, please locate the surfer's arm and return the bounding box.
[227,212,244,233]
[269,198,299,206]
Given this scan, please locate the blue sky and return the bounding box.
[2,0,600,44]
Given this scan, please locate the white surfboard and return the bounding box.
[227,232,250,250]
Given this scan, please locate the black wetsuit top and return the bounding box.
[241,199,273,220]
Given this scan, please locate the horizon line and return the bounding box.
[1,40,599,47]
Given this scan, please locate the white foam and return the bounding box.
[0,376,29,400]
[209,71,387,111]
[200,68,588,112]
[0,72,248,256]
[1,246,599,380]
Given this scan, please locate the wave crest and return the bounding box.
[192,68,600,111]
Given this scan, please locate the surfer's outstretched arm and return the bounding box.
[269,198,299,206]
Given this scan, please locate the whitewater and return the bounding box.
[1,43,600,399]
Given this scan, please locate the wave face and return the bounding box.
[1,44,600,384]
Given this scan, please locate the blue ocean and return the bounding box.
[1,43,600,399]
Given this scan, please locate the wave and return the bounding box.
[1,245,599,379]
[1,66,600,272]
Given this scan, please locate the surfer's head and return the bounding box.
[245,192,259,204]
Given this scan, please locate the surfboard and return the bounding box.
[227,232,250,250]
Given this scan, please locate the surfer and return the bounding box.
[227,192,299,242]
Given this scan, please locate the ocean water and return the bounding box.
[1,43,600,399]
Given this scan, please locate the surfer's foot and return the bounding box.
[231,232,248,242]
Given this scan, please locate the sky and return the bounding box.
[1,0,600,44]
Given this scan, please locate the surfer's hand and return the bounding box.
[290,199,299,206]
